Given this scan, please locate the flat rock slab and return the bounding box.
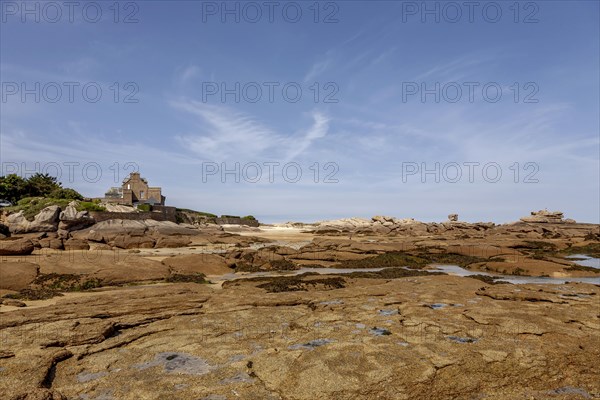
[0,275,598,399]
[162,254,231,275]
[0,262,39,290]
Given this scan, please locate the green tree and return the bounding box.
[0,173,85,203]
[0,174,28,203]
[25,173,61,197]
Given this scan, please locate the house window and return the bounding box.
[127,184,131,189]
[140,190,145,199]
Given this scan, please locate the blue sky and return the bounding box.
[1,1,599,223]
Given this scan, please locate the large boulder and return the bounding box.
[0,237,35,255]
[395,221,429,236]
[73,219,148,243]
[0,261,39,290]
[7,206,61,233]
[73,219,203,249]
[129,222,196,248]
[28,205,61,231]
[58,203,95,232]
[145,220,199,236]
[5,211,28,233]
[367,222,390,234]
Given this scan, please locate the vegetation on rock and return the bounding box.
[75,201,107,212]
[333,251,487,270]
[3,288,64,301]
[32,273,103,292]
[136,203,152,212]
[4,197,105,220]
[5,197,72,220]
[345,268,445,279]
[560,242,600,258]
[565,264,600,273]
[175,208,218,223]
[256,275,346,293]
[509,241,559,259]
[165,273,209,284]
[0,173,82,204]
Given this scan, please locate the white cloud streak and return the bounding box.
[171,99,330,162]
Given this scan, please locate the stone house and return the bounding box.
[104,172,165,205]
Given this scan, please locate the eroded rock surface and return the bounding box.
[0,276,598,399]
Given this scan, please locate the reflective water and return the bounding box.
[431,265,600,285]
[429,303,448,309]
[213,264,600,285]
[565,254,600,269]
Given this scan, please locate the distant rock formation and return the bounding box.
[520,210,572,223]
[292,215,494,237]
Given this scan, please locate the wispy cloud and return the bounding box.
[172,101,279,158]
[171,99,329,161]
[413,55,489,81]
[178,65,201,84]
[304,57,332,83]
[285,112,330,160]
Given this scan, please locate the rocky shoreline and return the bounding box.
[0,208,599,399]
